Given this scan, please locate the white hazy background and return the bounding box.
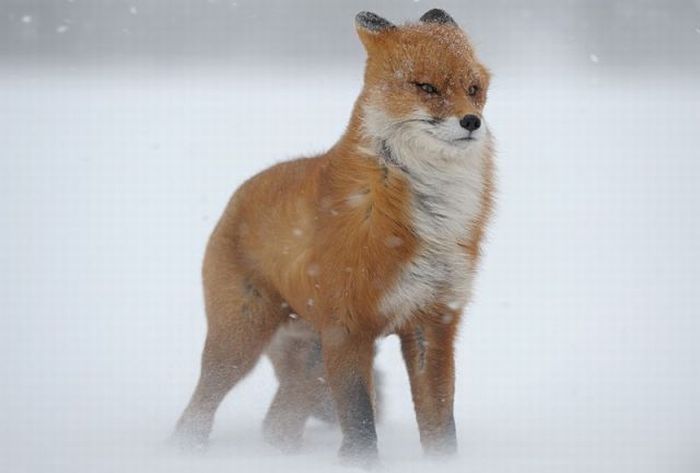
[1,1,699,472]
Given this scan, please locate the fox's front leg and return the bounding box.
[399,318,458,455]
[321,326,378,465]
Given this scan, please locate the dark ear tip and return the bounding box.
[355,11,395,32]
[419,8,457,26]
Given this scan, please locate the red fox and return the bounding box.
[174,9,494,465]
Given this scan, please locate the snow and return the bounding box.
[0,62,699,473]
[589,53,600,63]
[384,236,404,248]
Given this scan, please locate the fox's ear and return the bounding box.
[355,11,395,51]
[419,8,457,26]
[355,11,394,32]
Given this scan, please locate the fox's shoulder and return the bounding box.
[211,154,326,237]
[243,154,326,190]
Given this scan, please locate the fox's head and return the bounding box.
[354,9,491,160]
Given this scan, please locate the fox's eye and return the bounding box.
[467,85,479,96]
[415,82,439,95]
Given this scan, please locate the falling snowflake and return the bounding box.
[307,263,320,277]
[384,236,403,248]
[447,300,461,311]
[56,25,69,34]
[21,15,32,23]
[589,54,600,64]
[346,192,366,208]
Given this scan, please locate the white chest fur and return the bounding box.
[377,127,491,330]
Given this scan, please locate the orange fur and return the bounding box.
[174,10,495,464]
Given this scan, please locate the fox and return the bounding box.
[173,8,495,465]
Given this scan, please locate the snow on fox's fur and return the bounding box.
[174,9,495,465]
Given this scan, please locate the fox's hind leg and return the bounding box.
[264,322,386,452]
[173,238,286,449]
[262,321,330,451]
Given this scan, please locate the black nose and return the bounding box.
[459,114,481,132]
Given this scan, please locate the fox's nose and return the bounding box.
[459,114,481,132]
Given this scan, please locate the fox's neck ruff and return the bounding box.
[356,104,492,241]
[377,139,408,173]
[341,104,492,328]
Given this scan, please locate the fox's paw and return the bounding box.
[168,426,210,454]
[338,441,380,470]
[262,420,304,453]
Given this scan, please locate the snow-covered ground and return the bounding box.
[1,63,699,472]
